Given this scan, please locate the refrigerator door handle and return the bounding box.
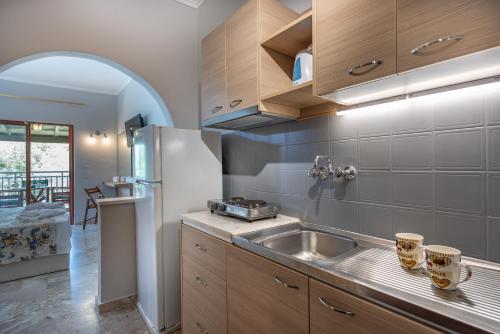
[136,179,163,185]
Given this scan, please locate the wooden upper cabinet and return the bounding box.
[314,0,397,95]
[227,246,309,334]
[397,0,500,73]
[201,23,226,121]
[226,0,259,113]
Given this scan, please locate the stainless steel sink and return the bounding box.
[259,230,357,262]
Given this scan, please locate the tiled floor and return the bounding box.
[0,225,150,334]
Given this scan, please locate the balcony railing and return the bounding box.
[0,170,70,208]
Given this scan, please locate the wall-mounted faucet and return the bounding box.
[308,156,334,180]
[308,155,357,181]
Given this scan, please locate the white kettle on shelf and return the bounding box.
[292,44,313,86]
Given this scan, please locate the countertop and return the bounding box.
[182,212,500,333]
[181,211,300,243]
[103,181,134,188]
[233,224,500,334]
[96,197,135,206]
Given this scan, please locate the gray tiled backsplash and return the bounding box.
[488,217,500,262]
[391,133,433,170]
[489,126,500,170]
[434,128,485,170]
[222,92,500,262]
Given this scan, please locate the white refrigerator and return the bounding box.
[132,126,222,333]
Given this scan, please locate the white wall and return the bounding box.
[0,0,198,130]
[0,79,118,223]
[278,0,311,12]
[117,80,168,133]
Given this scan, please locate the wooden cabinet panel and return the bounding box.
[226,0,259,112]
[181,225,226,279]
[314,0,396,95]
[182,255,227,334]
[397,0,500,73]
[310,278,440,334]
[201,23,226,121]
[227,246,309,334]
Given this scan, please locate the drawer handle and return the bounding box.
[195,243,208,252]
[411,35,464,55]
[348,60,383,76]
[274,276,299,289]
[319,297,355,317]
[230,99,242,108]
[211,106,223,114]
[196,276,207,286]
[196,322,209,334]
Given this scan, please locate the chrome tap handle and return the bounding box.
[308,156,334,180]
[334,166,357,181]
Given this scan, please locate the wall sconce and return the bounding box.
[88,130,110,145]
[103,133,110,145]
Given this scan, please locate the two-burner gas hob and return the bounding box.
[207,197,281,221]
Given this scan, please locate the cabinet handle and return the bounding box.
[196,322,209,334]
[274,276,299,289]
[195,243,208,252]
[319,297,355,317]
[410,35,464,55]
[211,106,223,114]
[348,60,383,76]
[196,276,207,286]
[230,99,243,108]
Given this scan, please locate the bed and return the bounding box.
[0,207,72,283]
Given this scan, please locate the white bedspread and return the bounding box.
[0,207,71,265]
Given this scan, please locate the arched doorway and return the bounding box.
[0,51,174,127]
[0,51,173,224]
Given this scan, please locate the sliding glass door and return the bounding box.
[0,120,74,223]
[0,121,27,208]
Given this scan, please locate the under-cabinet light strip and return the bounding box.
[336,76,500,117]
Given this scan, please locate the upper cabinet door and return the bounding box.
[314,0,397,95]
[226,0,259,112]
[201,23,226,121]
[397,0,500,73]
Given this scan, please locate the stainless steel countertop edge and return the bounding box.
[231,223,500,334]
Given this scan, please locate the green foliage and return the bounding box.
[0,143,49,172]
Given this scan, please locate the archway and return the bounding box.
[0,51,174,127]
[0,51,174,225]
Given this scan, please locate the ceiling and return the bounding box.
[175,0,206,8]
[0,56,132,95]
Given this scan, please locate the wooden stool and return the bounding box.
[83,186,104,230]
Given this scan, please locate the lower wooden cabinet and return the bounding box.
[226,246,309,334]
[181,225,228,334]
[309,278,439,334]
[181,225,441,334]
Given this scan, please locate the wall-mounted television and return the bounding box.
[125,114,144,147]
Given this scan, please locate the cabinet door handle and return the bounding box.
[195,243,208,252]
[348,60,383,76]
[230,99,243,108]
[211,106,223,114]
[195,276,207,286]
[319,297,355,317]
[274,276,299,289]
[196,322,209,334]
[411,35,464,55]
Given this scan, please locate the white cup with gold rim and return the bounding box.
[395,233,425,270]
[425,245,472,290]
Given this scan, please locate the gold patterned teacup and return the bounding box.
[425,245,472,290]
[395,233,425,270]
